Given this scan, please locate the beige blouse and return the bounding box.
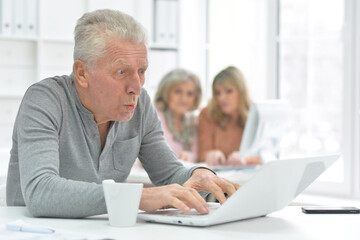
[198,107,243,163]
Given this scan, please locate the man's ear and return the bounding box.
[74,60,89,88]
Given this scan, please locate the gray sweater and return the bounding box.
[6,75,197,218]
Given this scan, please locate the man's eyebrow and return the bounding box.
[112,61,148,67]
[113,61,131,66]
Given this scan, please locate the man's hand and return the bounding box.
[139,169,240,214]
[205,150,226,166]
[183,168,240,204]
[139,184,209,214]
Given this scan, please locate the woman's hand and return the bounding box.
[226,151,246,166]
[178,151,194,162]
[205,150,226,166]
[227,153,262,166]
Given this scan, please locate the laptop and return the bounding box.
[138,154,339,226]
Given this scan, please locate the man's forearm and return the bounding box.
[24,177,106,218]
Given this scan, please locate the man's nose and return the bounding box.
[127,72,143,95]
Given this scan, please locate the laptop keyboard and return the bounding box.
[144,203,220,218]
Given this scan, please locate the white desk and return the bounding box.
[1,206,359,240]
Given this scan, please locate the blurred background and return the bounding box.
[0,0,359,199]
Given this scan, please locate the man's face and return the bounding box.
[85,40,148,124]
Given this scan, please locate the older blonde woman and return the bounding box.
[198,66,261,166]
[154,69,202,162]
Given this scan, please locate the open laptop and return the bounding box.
[138,154,339,226]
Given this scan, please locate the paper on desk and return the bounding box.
[0,220,112,240]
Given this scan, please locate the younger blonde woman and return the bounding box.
[198,66,261,166]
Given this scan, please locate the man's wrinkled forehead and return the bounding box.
[109,45,148,67]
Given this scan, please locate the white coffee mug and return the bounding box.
[102,179,143,227]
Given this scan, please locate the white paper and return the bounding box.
[0,221,112,240]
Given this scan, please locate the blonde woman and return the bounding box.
[198,66,261,166]
[154,69,202,162]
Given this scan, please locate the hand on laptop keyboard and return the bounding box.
[183,168,240,205]
[140,183,210,214]
[146,203,220,217]
[139,168,239,215]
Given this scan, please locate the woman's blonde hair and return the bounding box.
[207,66,251,129]
[154,68,202,111]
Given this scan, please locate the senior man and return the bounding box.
[6,9,239,218]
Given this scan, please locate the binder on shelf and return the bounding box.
[154,0,168,44]
[154,0,178,45]
[0,0,14,35]
[13,0,25,36]
[25,0,38,36]
[167,0,178,44]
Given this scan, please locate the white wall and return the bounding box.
[0,98,21,183]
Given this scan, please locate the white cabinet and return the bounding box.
[0,39,36,97]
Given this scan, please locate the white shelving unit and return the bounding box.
[0,0,181,98]
[0,0,185,183]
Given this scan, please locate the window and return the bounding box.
[206,0,359,196]
[277,0,354,194]
[207,0,268,102]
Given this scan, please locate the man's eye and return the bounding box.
[139,69,145,74]
[118,69,125,74]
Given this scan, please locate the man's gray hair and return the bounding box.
[72,9,148,73]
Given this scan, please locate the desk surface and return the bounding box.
[1,206,359,240]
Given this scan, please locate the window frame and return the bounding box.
[353,0,360,197]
